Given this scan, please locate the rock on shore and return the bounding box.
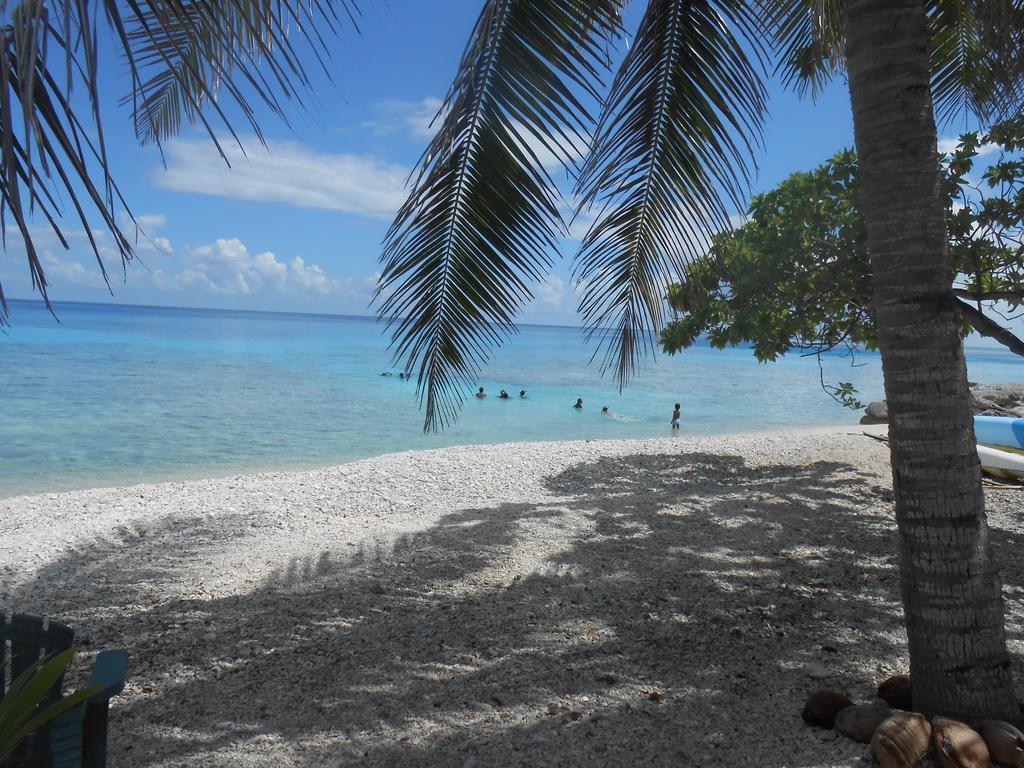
[861,382,1024,424]
[970,383,1024,417]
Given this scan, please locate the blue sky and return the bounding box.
[0,2,979,327]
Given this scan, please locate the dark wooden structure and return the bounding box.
[1,613,127,767]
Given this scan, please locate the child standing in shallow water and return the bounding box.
[671,403,681,430]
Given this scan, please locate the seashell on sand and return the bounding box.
[932,717,990,768]
[872,711,932,768]
[802,690,854,728]
[878,674,914,710]
[835,703,893,743]
[975,720,1024,768]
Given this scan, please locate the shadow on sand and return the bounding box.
[10,451,1024,766]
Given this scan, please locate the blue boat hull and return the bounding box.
[974,415,1024,450]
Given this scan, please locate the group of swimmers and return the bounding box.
[387,374,681,429]
[574,398,681,428]
[577,398,682,429]
[574,399,610,416]
[475,387,526,400]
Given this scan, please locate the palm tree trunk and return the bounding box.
[844,0,1018,720]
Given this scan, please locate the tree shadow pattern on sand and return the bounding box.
[9,451,1024,767]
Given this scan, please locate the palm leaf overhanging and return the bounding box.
[376,0,621,431]
[0,0,355,324]
[121,0,357,150]
[763,0,1024,125]
[756,0,843,99]
[926,0,1024,125]
[572,0,767,388]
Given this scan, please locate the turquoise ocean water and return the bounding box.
[2,299,1023,498]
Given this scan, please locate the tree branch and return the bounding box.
[957,297,1024,356]
[952,287,1024,304]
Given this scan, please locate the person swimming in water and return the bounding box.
[476,387,487,399]
[573,398,583,409]
[671,403,681,429]
[499,389,510,399]
[601,406,609,415]
[519,390,527,399]
[380,371,392,377]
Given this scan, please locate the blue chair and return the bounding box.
[1,613,128,767]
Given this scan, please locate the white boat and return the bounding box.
[977,444,1024,479]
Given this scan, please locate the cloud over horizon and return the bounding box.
[32,216,371,306]
[153,137,409,219]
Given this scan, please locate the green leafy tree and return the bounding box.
[661,118,1024,381]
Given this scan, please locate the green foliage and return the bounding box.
[662,117,1024,387]
[947,117,1024,316]
[662,148,874,364]
[376,0,621,431]
[571,0,767,388]
[0,648,99,762]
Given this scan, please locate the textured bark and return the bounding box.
[844,0,1018,720]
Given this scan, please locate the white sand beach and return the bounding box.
[3,426,1023,767]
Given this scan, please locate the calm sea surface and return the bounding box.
[2,299,1023,497]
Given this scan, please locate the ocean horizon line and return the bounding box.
[8,296,1019,357]
[6,296,588,334]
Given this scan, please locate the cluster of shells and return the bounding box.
[802,675,1024,767]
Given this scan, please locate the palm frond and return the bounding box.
[0,0,356,324]
[756,0,843,100]
[573,0,767,388]
[377,0,621,432]
[927,0,1024,125]
[0,1,134,322]
[117,0,357,149]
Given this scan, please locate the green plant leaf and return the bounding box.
[573,0,767,388]
[377,0,621,431]
[0,648,101,762]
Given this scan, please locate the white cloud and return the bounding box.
[152,237,344,297]
[536,275,565,306]
[558,195,596,242]
[41,252,109,289]
[566,211,595,242]
[937,137,999,157]
[7,216,373,308]
[122,212,173,254]
[135,213,166,231]
[154,138,409,219]
[364,97,444,140]
[289,256,333,294]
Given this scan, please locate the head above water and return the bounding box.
[478,387,484,393]
[519,390,525,397]
[575,398,583,405]
[675,403,680,409]
[601,406,608,413]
